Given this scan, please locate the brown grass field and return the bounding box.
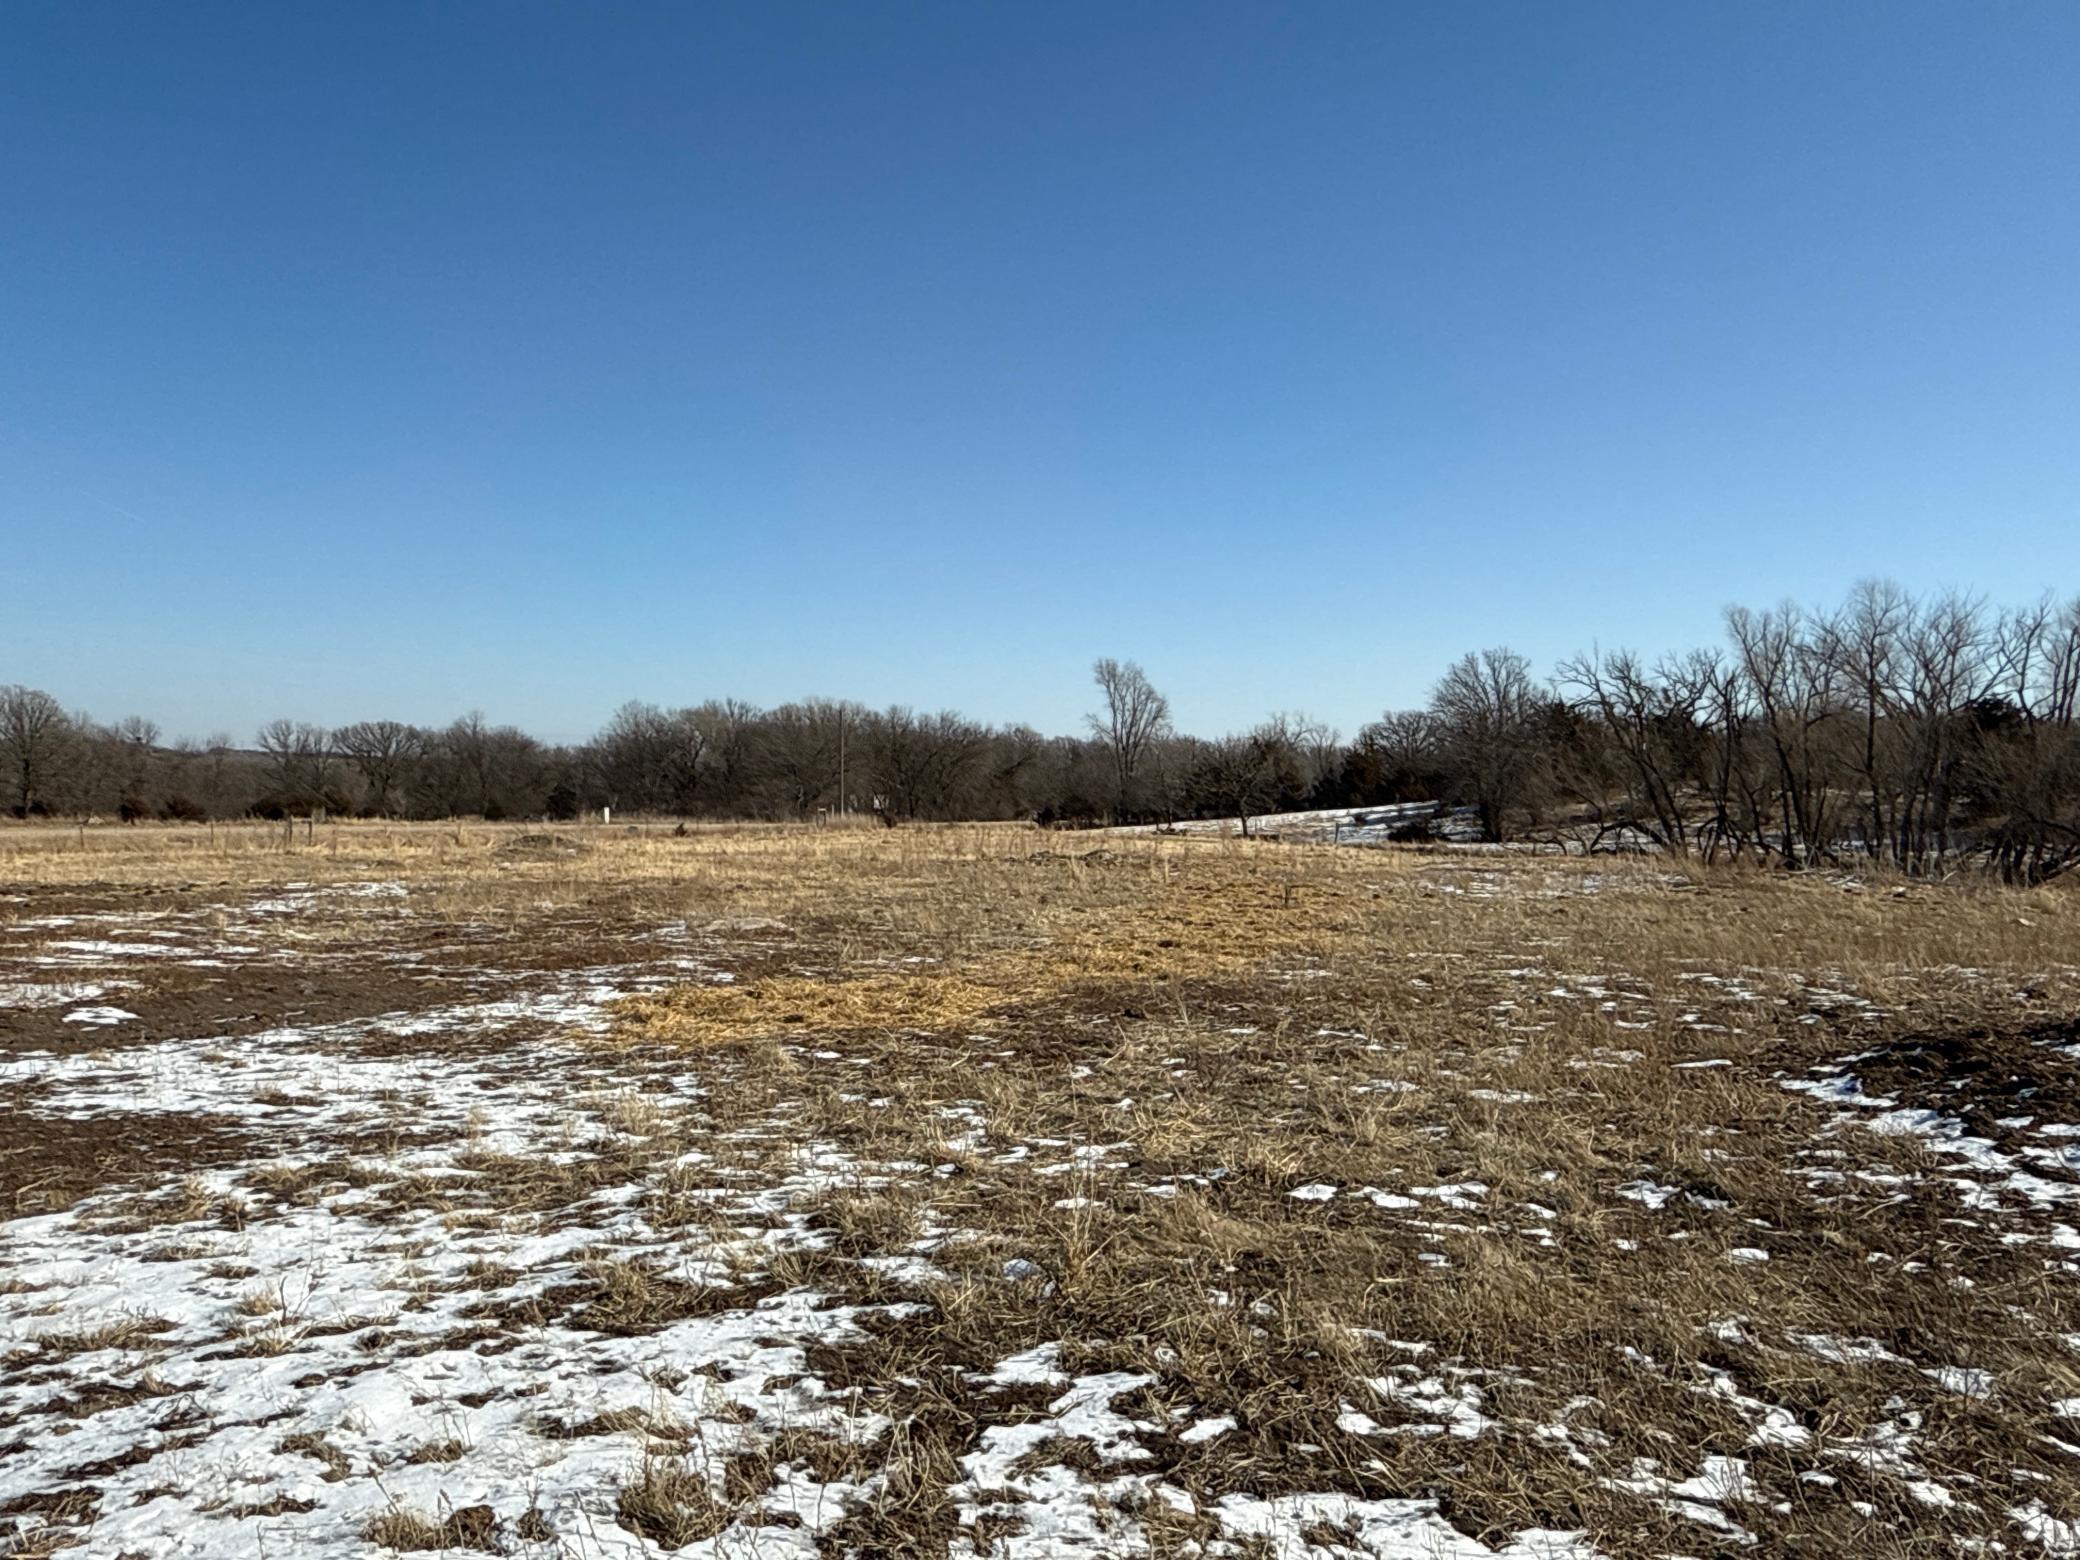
[2,819,2077,1558]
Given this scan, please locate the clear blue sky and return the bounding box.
[4,2,2076,744]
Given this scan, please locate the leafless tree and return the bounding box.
[1890,592,1996,870]
[981,723,1048,818]
[1821,579,1914,857]
[1188,726,1292,836]
[256,719,335,807]
[444,712,497,815]
[1429,648,1544,842]
[430,712,545,819]
[113,715,159,751]
[1555,586,2079,878]
[101,715,162,817]
[201,732,243,817]
[1281,713,1343,802]
[592,702,671,812]
[1087,658,1170,820]
[762,699,856,816]
[1973,596,2080,883]
[0,685,74,817]
[1724,604,1848,865]
[695,699,761,815]
[335,720,426,817]
[866,707,987,820]
[662,709,720,815]
[1557,648,1707,852]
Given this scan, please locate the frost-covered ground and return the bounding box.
[3,846,2077,1558]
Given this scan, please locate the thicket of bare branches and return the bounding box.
[1555,588,2080,881]
[7,585,2079,879]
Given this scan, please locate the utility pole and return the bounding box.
[837,707,847,816]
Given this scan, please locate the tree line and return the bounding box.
[5,581,2078,881]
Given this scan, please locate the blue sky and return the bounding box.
[4,2,2076,743]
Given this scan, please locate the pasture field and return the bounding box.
[2,821,2077,1558]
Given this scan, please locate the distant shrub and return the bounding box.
[1035,798,1106,830]
[161,794,209,822]
[117,795,152,823]
[250,789,351,820]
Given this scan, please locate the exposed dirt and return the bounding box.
[0,963,496,1059]
[0,1105,260,1217]
[1842,1016,2080,1138]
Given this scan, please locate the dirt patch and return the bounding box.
[494,832,591,861]
[0,961,486,1058]
[0,1106,259,1216]
[1835,1016,2080,1137]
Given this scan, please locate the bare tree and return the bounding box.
[1087,658,1170,820]
[1281,713,1343,803]
[256,719,335,808]
[592,702,672,812]
[0,685,74,817]
[983,723,1049,818]
[657,708,713,816]
[429,712,545,819]
[867,707,987,820]
[1429,648,1544,842]
[106,715,161,818]
[9,576,2075,869]
[1555,585,2077,877]
[696,699,761,815]
[1187,726,1292,836]
[1973,596,2080,883]
[1822,579,1914,858]
[1724,604,1850,865]
[1891,591,1996,871]
[201,731,243,818]
[442,712,496,816]
[335,720,426,817]
[761,699,856,817]
[1557,648,1706,852]
[1343,710,1444,803]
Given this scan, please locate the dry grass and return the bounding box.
[361,1500,502,1552]
[14,1314,172,1361]
[567,828,2080,1553]
[276,1430,351,1481]
[615,1454,738,1548]
[0,814,910,893]
[615,971,1009,1046]
[5,820,2077,1556]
